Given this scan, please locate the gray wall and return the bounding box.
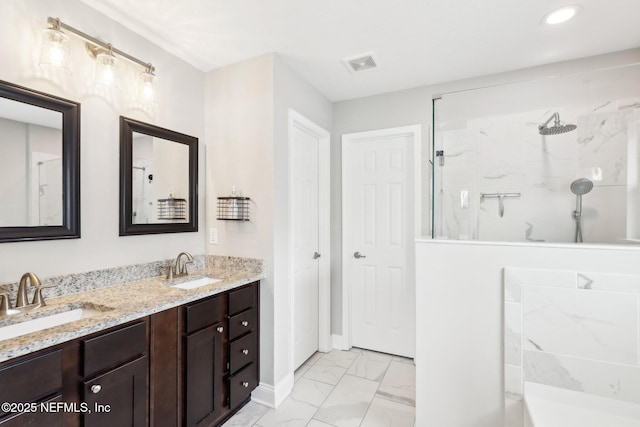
[331,47,640,334]
[0,0,206,282]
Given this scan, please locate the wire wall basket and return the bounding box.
[217,197,250,221]
[157,197,187,221]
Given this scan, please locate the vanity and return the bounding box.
[0,257,262,427]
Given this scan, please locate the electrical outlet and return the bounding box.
[209,228,218,244]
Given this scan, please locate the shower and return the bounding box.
[571,178,593,243]
[538,112,577,135]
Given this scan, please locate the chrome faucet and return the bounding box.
[167,252,194,279]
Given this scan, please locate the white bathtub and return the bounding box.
[524,382,640,427]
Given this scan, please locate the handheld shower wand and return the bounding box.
[570,178,593,243]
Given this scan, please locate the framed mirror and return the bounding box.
[119,116,198,235]
[0,80,80,243]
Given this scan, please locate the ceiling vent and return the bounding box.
[343,53,379,73]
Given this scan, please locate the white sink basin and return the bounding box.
[0,307,102,341]
[170,277,222,290]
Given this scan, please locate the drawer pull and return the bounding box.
[241,321,249,327]
[91,384,102,394]
[217,326,224,333]
[242,349,249,355]
[241,381,249,388]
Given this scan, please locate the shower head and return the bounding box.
[570,178,593,196]
[538,112,577,135]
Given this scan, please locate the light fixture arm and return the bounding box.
[47,16,155,74]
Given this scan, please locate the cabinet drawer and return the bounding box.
[0,394,63,427]
[82,321,147,377]
[228,283,257,316]
[0,349,62,417]
[228,362,258,410]
[229,331,257,373]
[228,307,257,341]
[185,294,225,334]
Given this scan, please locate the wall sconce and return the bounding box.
[39,17,157,106]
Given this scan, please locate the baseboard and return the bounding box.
[251,372,294,408]
[331,334,348,350]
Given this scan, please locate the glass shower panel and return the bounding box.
[432,63,640,244]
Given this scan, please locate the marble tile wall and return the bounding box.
[503,267,640,427]
[434,99,640,243]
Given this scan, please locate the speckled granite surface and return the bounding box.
[0,255,264,363]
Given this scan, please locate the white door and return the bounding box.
[291,122,320,369]
[343,126,419,358]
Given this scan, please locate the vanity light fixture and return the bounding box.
[39,17,157,105]
[542,5,581,25]
[39,20,71,73]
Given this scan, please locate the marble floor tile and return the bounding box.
[316,349,359,368]
[256,396,317,427]
[290,377,334,407]
[306,420,336,427]
[391,355,414,365]
[347,350,393,382]
[360,396,415,427]
[304,362,348,386]
[377,361,416,406]
[295,363,312,382]
[306,352,324,365]
[304,350,358,385]
[313,374,379,427]
[221,401,270,426]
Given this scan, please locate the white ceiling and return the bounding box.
[81,0,640,102]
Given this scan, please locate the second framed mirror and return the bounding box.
[119,116,198,235]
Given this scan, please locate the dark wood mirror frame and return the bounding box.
[0,80,80,243]
[119,116,198,236]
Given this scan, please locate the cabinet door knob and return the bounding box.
[242,381,249,388]
[241,321,249,327]
[242,349,249,355]
[217,326,224,333]
[91,384,102,394]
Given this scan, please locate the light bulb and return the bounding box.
[94,51,118,87]
[137,69,157,105]
[39,28,71,72]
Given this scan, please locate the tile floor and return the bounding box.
[222,347,416,427]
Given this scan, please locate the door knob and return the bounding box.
[353,251,366,259]
[313,252,321,259]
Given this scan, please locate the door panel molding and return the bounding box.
[341,125,421,356]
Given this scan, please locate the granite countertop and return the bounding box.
[0,264,264,363]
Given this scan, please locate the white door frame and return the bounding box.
[288,109,332,362]
[341,125,421,351]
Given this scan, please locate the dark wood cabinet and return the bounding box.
[82,356,148,427]
[181,280,260,427]
[0,280,259,427]
[184,322,226,426]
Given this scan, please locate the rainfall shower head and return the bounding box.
[538,112,577,135]
[570,177,593,196]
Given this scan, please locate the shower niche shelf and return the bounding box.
[217,197,250,221]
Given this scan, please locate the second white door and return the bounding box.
[343,126,418,358]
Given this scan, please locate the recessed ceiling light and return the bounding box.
[542,5,581,25]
